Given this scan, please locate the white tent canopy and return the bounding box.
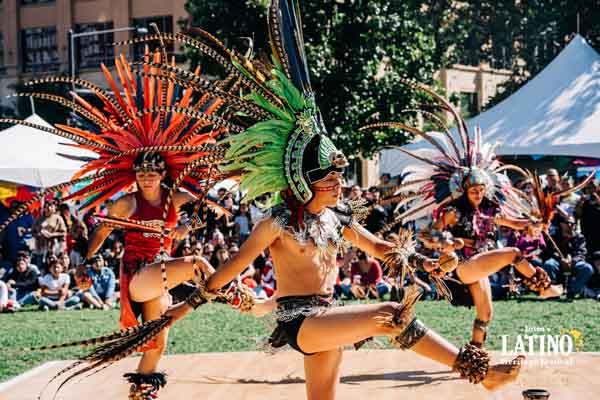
[381,34,600,177]
[0,114,95,187]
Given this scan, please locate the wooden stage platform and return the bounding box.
[1,350,598,399]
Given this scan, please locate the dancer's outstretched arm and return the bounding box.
[342,224,438,271]
[206,218,279,291]
[163,218,278,323]
[86,196,135,259]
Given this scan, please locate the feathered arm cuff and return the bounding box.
[185,280,256,312]
[383,228,424,282]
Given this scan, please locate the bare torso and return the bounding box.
[269,229,340,297]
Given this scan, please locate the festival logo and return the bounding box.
[499,325,582,369]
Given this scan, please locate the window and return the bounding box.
[131,15,173,60]
[458,92,478,119]
[75,22,115,69]
[21,26,60,73]
[21,0,55,5]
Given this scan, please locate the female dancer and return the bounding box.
[0,43,230,398]
[360,80,562,349]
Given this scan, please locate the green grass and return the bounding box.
[1,298,598,382]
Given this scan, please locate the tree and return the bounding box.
[182,0,467,157]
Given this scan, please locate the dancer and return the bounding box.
[360,81,563,349]
[85,151,213,399]
[0,43,229,398]
[125,2,525,399]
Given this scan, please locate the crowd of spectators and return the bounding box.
[0,168,599,314]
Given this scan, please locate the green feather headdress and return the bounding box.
[220,0,348,205]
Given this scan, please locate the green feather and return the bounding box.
[271,68,305,111]
[248,92,294,122]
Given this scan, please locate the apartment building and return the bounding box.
[0,0,187,100]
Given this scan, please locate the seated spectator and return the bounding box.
[250,251,275,299]
[77,255,116,309]
[73,263,101,308]
[488,267,514,300]
[340,250,390,300]
[191,242,202,257]
[174,239,192,258]
[210,246,229,269]
[4,250,40,306]
[542,215,595,299]
[203,243,214,262]
[38,258,81,311]
[58,252,73,275]
[0,280,18,312]
[559,176,580,216]
[0,248,12,279]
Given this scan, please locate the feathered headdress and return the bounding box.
[0,46,228,231]
[360,79,525,223]
[219,0,349,205]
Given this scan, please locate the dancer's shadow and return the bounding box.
[341,369,457,389]
[176,369,456,389]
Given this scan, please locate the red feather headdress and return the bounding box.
[0,47,231,230]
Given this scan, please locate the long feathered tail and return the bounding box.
[28,279,256,399]
[33,316,171,400]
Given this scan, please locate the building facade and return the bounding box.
[0,0,187,104]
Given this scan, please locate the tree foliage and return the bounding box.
[181,0,467,157]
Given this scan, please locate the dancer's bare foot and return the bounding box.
[540,284,563,298]
[482,355,525,391]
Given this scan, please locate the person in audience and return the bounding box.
[544,168,561,194]
[38,257,81,311]
[0,279,18,313]
[2,200,34,264]
[234,203,252,244]
[4,249,40,306]
[32,201,67,271]
[87,254,116,309]
[339,250,390,300]
[543,214,595,299]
